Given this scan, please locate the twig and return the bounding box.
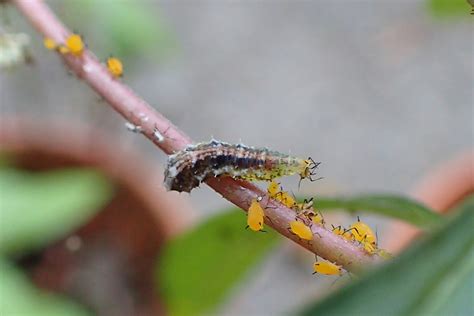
[13,0,381,272]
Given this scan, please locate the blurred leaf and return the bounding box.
[0,258,90,315]
[427,0,471,18]
[67,0,175,59]
[315,194,442,228]
[300,195,474,316]
[158,209,279,316]
[0,168,113,255]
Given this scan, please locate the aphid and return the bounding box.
[289,219,313,240]
[106,56,123,78]
[331,224,353,241]
[303,206,325,226]
[278,191,297,208]
[313,257,343,276]
[164,139,321,193]
[267,180,280,197]
[43,37,57,50]
[58,45,69,54]
[348,216,377,246]
[153,126,165,143]
[64,33,84,56]
[247,196,265,232]
[266,181,296,208]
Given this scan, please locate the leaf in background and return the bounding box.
[0,168,113,256]
[315,195,442,228]
[300,195,474,316]
[66,0,176,59]
[157,209,279,316]
[427,0,472,18]
[0,258,90,315]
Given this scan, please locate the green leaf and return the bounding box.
[157,209,279,316]
[0,258,90,315]
[315,194,442,228]
[0,168,114,255]
[427,0,472,18]
[300,195,474,316]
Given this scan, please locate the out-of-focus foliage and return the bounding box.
[300,195,474,316]
[65,0,175,59]
[427,0,472,18]
[158,209,279,316]
[314,194,441,229]
[0,161,113,315]
[0,167,114,256]
[0,259,91,316]
[0,31,31,69]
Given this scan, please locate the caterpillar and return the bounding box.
[164,139,320,193]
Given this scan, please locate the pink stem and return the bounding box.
[13,0,380,272]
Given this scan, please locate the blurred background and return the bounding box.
[0,0,472,315]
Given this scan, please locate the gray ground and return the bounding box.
[1,1,472,315]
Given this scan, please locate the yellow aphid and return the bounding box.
[279,191,296,208]
[106,56,123,78]
[247,196,265,232]
[332,225,353,241]
[58,45,69,54]
[43,37,57,50]
[306,210,325,225]
[313,259,343,276]
[65,33,84,56]
[267,180,280,197]
[296,198,313,212]
[289,220,313,240]
[350,217,376,246]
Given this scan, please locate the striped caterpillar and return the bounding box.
[164,140,320,193]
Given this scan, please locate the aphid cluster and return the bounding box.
[163,139,391,276]
[43,33,123,78]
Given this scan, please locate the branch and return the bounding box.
[13,0,381,272]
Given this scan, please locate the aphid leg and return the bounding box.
[264,215,274,225]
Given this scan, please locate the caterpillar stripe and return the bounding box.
[164,139,320,193]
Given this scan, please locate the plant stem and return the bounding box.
[13,0,381,272]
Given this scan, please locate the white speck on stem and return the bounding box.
[125,121,142,133]
[82,63,93,73]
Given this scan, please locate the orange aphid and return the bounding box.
[247,196,265,232]
[65,33,84,56]
[106,56,123,78]
[289,220,313,240]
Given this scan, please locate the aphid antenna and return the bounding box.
[343,226,359,235]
